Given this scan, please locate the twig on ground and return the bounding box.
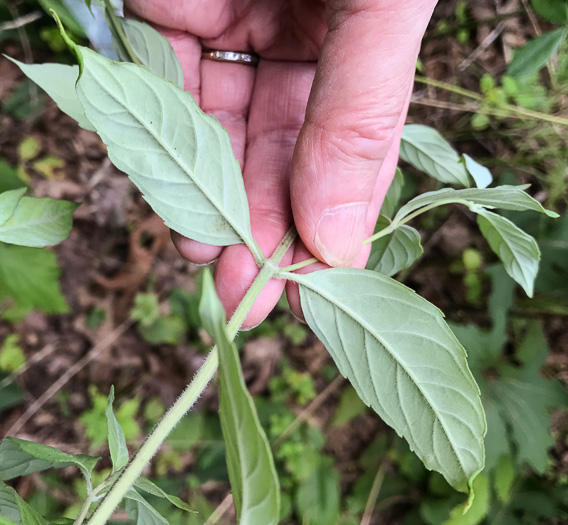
[0,343,57,391]
[459,21,506,71]
[203,494,234,525]
[361,460,388,525]
[0,11,42,31]
[272,374,345,448]
[4,3,38,109]
[5,319,134,436]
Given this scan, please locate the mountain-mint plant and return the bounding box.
[0,6,559,525]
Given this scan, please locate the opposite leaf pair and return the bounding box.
[4,7,559,524]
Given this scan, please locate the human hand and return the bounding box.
[125,0,437,328]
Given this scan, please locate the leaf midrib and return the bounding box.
[480,211,537,290]
[217,325,275,522]
[80,56,251,246]
[0,208,71,236]
[296,272,472,477]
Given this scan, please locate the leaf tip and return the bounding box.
[462,471,480,514]
[198,268,226,338]
[50,10,83,74]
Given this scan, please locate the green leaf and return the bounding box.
[381,167,404,218]
[0,189,26,225]
[482,402,511,472]
[442,473,490,525]
[530,0,568,24]
[536,212,568,295]
[292,268,486,493]
[199,270,280,525]
[15,496,46,525]
[124,489,168,525]
[0,335,26,372]
[477,209,540,297]
[5,58,94,131]
[0,481,47,525]
[138,315,186,345]
[105,386,129,472]
[134,477,194,513]
[19,137,41,162]
[462,154,493,189]
[165,412,203,452]
[367,217,423,276]
[0,481,21,524]
[37,0,86,37]
[394,186,557,224]
[130,293,160,327]
[487,265,516,345]
[493,455,515,503]
[467,321,568,474]
[331,385,368,427]
[74,47,255,249]
[0,195,78,247]
[0,160,26,194]
[400,125,471,187]
[0,243,68,316]
[493,324,568,473]
[294,458,340,525]
[0,438,99,483]
[507,28,567,77]
[113,18,184,88]
[0,373,25,413]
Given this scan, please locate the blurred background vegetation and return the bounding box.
[0,0,567,523]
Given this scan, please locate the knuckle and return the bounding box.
[311,110,399,164]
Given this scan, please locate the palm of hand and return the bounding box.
[126,0,435,327]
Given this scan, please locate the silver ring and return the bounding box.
[201,49,259,66]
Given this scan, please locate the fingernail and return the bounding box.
[315,202,368,267]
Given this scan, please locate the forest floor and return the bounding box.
[1,0,567,524]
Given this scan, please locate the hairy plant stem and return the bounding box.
[414,75,568,127]
[84,229,297,525]
[364,199,474,244]
[281,199,470,272]
[103,0,143,67]
[73,475,117,525]
[280,257,319,272]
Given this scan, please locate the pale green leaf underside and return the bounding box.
[395,185,557,223]
[0,481,46,525]
[477,209,540,297]
[15,495,46,525]
[367,223,423,276]
[400,125,470,187]
[0,188,26,225]
[0,196,78,247]
[0,481,23,524]
[5,58,94,131]
[134,477,194,513]
[105,386,129,472]
[294,268,486,492]
[75,47,253,247]
[381,167,404,218]
[462,154,493,189]
[199,272,280,525]
[125,489,168,525]
[0,438,99,482]
[117,18,184,88]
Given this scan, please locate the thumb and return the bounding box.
[291,0,436,267]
